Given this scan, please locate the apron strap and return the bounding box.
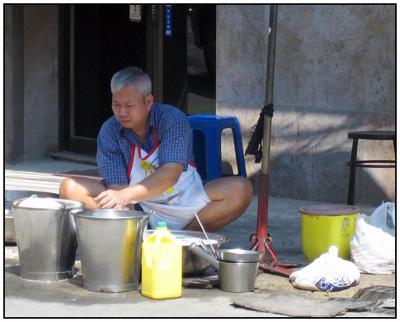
[138,128,160,160]
[127,145,136,180]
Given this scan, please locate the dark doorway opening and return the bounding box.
[73,5,147,139]
[66,4,148,153]
[60,4,215,155]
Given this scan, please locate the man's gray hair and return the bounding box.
[110,66,152,96]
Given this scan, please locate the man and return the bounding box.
[60,66,252,232]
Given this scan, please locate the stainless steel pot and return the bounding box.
[189,244,261,292]
[5,190,58,244]
[73,209,149,293]
[12,197,84,282]
[144,230,229,276]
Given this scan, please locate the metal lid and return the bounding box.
[299,204,360,216]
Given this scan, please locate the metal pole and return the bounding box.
[252,5,298,276]
[261,5,278,175]
[253,4,279,269]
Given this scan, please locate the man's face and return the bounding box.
[112,85,153,130]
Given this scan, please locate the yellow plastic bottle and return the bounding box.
[141,221,182,299]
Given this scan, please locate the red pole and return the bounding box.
[255,174,268,255]
[250,5,298,276]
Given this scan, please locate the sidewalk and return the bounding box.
[4,158,395,317]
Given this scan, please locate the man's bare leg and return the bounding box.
[184,176,253,232]
[59,177,107,209]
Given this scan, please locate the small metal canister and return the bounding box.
[189,245,261,293]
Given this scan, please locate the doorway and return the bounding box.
[61,4,214,154]
[66,4,148,153]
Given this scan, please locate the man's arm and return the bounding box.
[95,163,183,209]
[125,163,183,200]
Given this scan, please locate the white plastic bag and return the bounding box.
[289,246,360,292]
[18,196,63,209]
[350,202,395,274]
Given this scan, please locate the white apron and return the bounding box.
[128,128,210,229]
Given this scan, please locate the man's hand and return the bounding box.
[94,163,183,209]
[94,189,134,209]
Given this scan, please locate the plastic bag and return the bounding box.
[289,246,360,292]
[369,202,395,234]
[18,196,63,209]
[350,202,395,274]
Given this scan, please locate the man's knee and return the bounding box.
[59,177,79,199]
[236,176,253,205]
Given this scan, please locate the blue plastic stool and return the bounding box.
[188,114,247,183]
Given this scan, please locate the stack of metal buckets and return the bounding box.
[11,194,149,293]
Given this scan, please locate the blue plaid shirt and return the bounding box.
[97,103,193,186]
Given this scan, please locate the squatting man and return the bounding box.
[60,66,252,231]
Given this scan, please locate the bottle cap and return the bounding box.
[156,221,168,228]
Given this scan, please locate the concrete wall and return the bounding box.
[23,5,60,160]
[5,5,60,163]
[217,4,395,205]
[5,5,24,163]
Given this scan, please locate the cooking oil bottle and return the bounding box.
[141,221,182,299]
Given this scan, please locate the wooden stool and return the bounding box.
[347,131,396,205]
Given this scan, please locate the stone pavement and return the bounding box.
[4,158,396,318]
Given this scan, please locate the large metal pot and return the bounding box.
[12,197,84,282]
[73,209,149,293]
[144,230,229,276]
[5,190,58,244]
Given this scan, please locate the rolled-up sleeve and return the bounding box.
[158,108,191,170]
[96,120,129,186]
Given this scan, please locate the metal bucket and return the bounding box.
[73,209,149,293]
[12,198,84,282]
[5,190,58,244]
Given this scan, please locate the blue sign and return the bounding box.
[164,5,172,37]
